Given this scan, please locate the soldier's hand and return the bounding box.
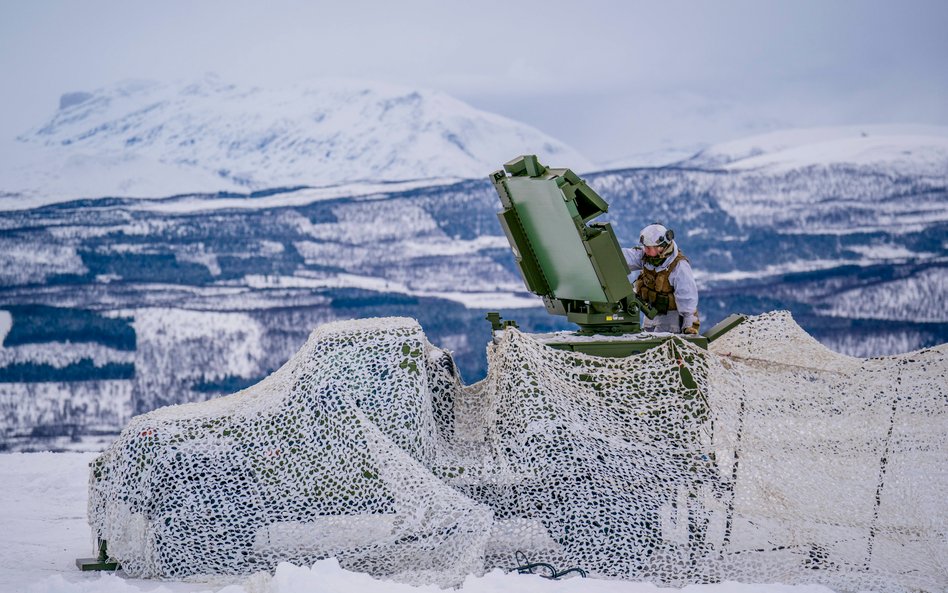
[683,326,698,335]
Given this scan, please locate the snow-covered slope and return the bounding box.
[596,144,708,170]
[643,125,948,231]
[680,124,948,176]
[1,75,592,202]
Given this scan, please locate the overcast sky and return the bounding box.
[1,0,946,164]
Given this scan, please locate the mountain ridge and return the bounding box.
[2,75,593,203]
[678,124,948,176]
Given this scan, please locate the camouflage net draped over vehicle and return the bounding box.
[88,312,947,592]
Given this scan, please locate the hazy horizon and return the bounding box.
[2,0,946,165]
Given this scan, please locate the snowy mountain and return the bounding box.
[656,125,948,231]
[1,75,593,205]
[680,124,948,176]
[0,113,946,451]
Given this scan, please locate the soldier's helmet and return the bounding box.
[639,223,676,266]
[639,223,674,248]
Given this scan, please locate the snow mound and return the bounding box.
[2,75,593,201]
[88,313,947,592]
[681,125,948,176]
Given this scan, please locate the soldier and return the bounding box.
[622,223,700,334]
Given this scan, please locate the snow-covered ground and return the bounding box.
[3,452,845,593]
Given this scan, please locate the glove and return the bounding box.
[681,313,700,335]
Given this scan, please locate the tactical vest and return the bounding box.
[634,250,688,315]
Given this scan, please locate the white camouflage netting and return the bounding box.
[88,311,947,591]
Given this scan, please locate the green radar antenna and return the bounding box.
[489,155,745,355]
[491,154,656,335]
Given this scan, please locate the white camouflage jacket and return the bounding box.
[622,243,699,328]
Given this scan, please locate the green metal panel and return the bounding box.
[702,313,747,343]
[496,209,550,296]
[544,334,709,357]
[76,557,120,571]
[504,176,608,303]
[584,225,635,303]
[76,538,120,571]
[504,154,547,177]
[566,178,609,222]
